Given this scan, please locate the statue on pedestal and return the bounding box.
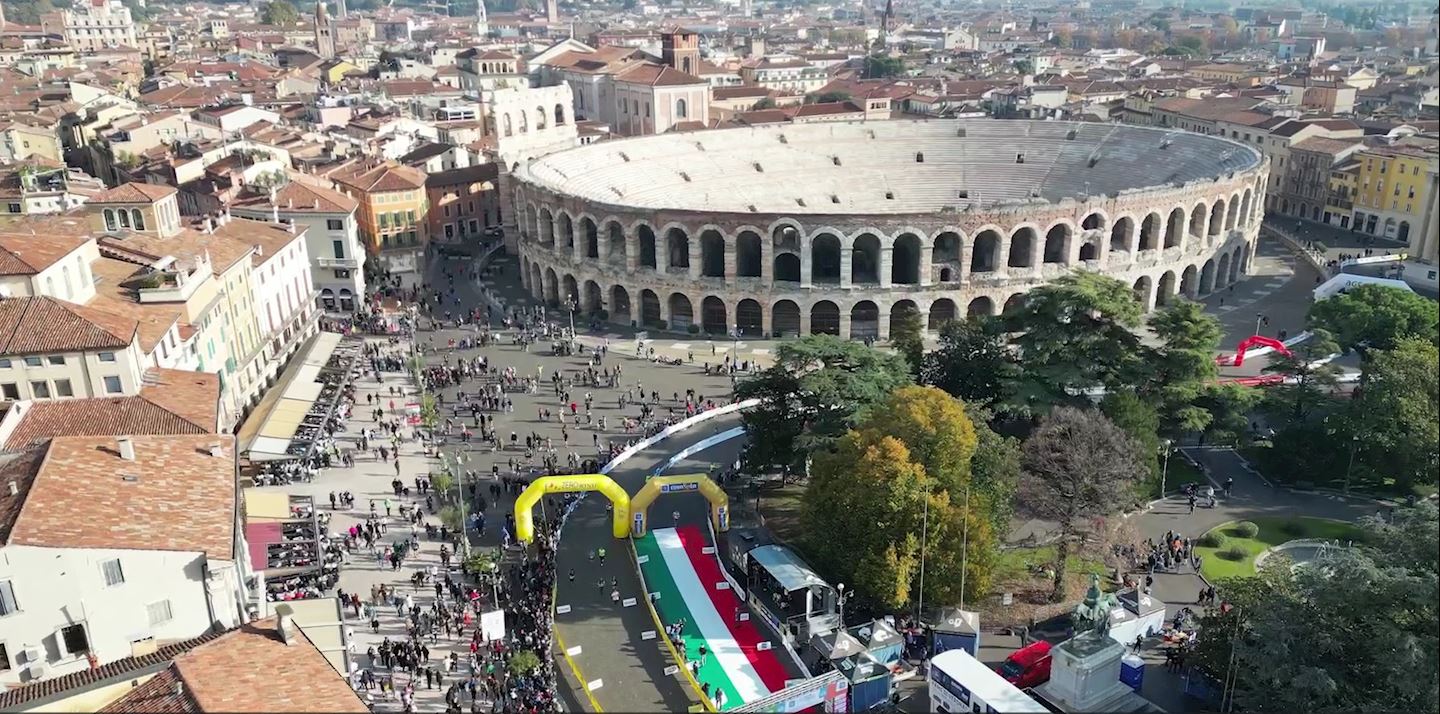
[1072,574,1120,639]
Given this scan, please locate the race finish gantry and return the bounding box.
[744,545,841,650]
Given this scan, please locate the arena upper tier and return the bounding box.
[513,119,1269,340]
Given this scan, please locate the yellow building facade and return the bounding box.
[334,161,430,281]
[1352,142,1440,245]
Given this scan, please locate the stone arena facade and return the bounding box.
[510,119,1269,340]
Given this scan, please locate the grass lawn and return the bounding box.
[756,484,806,544]
[1193,516,1365,581]
[995,545,1108,582]
[1133,456,1211,502]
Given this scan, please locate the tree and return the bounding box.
[807,90,854,104]
[1192,503,1439,713]
[1054,27,1074,48]
[1020,407,1146,601]
[1029,15,1039,32]
[1144,299,1224,436]
[1,0,59,25]
[890,303,924,378]
[737,335,911,475]
[1351,337,1439,493]
[863,54,906,78]
[1261,328,1342,424]
[1191,381,1262,446]
[752,97,777,110]
[1308,284,1439,355]
[969,413,1022,539]
[262,0,300,25]
[1100,389,1161,484]
[921,316,1020,412]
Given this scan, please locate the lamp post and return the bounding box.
[836,583,846,627]
[1343,435,1359,494]
[915,487,930,623]
[1254,312,1264,337]
[1160,439,1173,498]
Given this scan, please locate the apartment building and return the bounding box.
[1351,140,1440,247]
[60,0,138,52]
[533,33,709,137]
[426,163,501,246]
[231,180,366,313]
[1278,136,1364,223]
[331,161,429,282]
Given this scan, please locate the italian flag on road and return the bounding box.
[635,526,789,709]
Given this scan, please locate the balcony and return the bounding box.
[316,256,360,269]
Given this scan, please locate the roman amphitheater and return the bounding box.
[511,119,1268,340]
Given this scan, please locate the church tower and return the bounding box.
[661,28,700,76]
[314,0,335,59]
[545,0,558,24]
[476,0,489,37]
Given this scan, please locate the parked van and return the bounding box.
[998,641,1053,689]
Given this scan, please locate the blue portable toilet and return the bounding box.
[1120,653,1145,692]
[930,607,980,658]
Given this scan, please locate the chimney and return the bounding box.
[277,613,294,645]
[118,436,136,461]
[6,481,16,496]
[208,443,223,457]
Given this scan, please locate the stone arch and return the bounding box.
[932,231,962,283]
[971,228,1001,273]
[611,285,632,323]
[1231,245,1244,283]
[605,220,626,263]
[582,280,602,314]
[1140,212,1162,251]
[638,224,657,268]
[1189,202,1207,238]
[1043,222,1071,264]
[518,110,528,133]
[530,263,543,299]
[558,212,575,250]
[668,293,694,329]
[640,289,661,327]
[1002,292,1027,316]
[1200,258,1217,295]
[699,229,725,277]
[1110,216,1134,254]
[967,296,995,318]
[1217,252,1232,289]
[928,298,957,329]
[581,217,599,258]
[851,233,881,284]
[891,233,922,284]
[1165,207,1185,249]
[502,113,513,136]
[810,300,840,335]
[535,106,547,130]
[561,273,579,304]
[891,299,919,336]
[851,300,880,339]
[1081,211,1106,231]
[676,97,688,119]
[811,232,843,283]
[543,267,559,305]
[701,296,726,334]
[1008,226,1037,268]
[665,226,690,271]
[1208,198,1225,238]
[772,299,801,337]
[1225,194,1240,231]
[1239,189,1253,227]
[736,230,763,277]
[526,204,538,240]
[1180,264,1199,299]
[539,207,555,245]
[554,103,566,125]
[771,221,802,252]
[1133,275,1153,310]
[773,252,801,282]
[1156,270,1177,306]
[1078,236,1101,262]
[736,298,763,337]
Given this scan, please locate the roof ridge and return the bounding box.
[0,628,225,710]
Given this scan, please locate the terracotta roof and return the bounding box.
[3,393,212,451]
[7,435,237,559]
[615,62,706,87]
[712,85,771,100]
[102,618,368,713]
[90,182,178,204]
[332,161,427,193]
[425,162,498,188]
[790,100,864,117]
[101,667,197,713]
[140,368,221,432]
[0,630,224,711]
[0,446,47,546]
[85,257,183,354]
[0,296,138,355]
[0,221,93,275]
[99,224,257,276]
[230,180,358,214]
[1292,136,1361,155]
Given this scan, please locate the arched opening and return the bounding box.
[851,233,880,284]
[526,205,537,239]
[1008,227,1037,268]
[518,110,528,133]
[1225,195,1239,231]
[665,227,690,271]
[736,231,762,277]
[811,233,842,283]
[967,296,995,318]
[891,300,919,337]
[543,268,559,305]
[530,264,543,299]
[1208,199,1225,238]
[1217,253,1231,289]
[773,223,800,252]
[1398,221,1411,243]
[1043,223,1070,264]
[1078,239,1100,262]
[1180,265,1199,298]
[1002,292,1027,316]
[851,301,879,339]
[1165,208,1185,248]
[640,289,662,327]
[932,232,961,282]
[561,274,579,305]
[700,230,725,278]
[676,98,688,119]
[554,104,565,125]
[1140,213,1161,251]
[1239,190,1253,227]
[1383,217,1397,238]
[701,296,726,334]
[558,213,575,250]
[810,301,841,335]
[103,208,117,231]
[540,208,555,245]
[971,230,1000,273]
[668,293,694,329]
[583,280,602,314]
[772,300,801,337]
[607,221,626,263]
[320,288,334,311]
[736,299,763,337]
[639,225,657,268]
[1156,270,1177,306]
[131,209,145,231]
[928,298,956,329]
[1281,198,1290,214]
[1133,276,1152,310]
[535,106,547,130]
[1081,213,1105,231]
[773,253,801,282]
[1110,217,1133,254]
[891,233,922,284]
[1232,245,1244,284]
[503,114,513,136]
[1200,259,1216,295]
[611,285,632,323]
[582,218,599,258]
[1189,203,1207,238]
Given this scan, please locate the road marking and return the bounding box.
[670,343,690,349]
[567,645,583,656]
[1251,290,1273,297]
[751,348,770,355]
[1217,306,1238,312]
[642,630,657,640]
[588,679,604,691]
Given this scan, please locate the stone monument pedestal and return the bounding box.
[1035,634,1141,712]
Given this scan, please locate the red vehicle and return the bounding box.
[998,641,1053,688]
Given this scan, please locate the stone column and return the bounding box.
[761,239,773,288]
[800,237,813,288]
[688,236,701,280]
[724,238,737,286]
[878,247,892,288]
[960,242,974,283]
[918,244,933,286]
[759,304,770,338]
[839,248,853,288]
[1127,221,1141,255]
[625,233,639,272]
[799,306,812,335]
[838,310,851,340]
[876,308,891,340]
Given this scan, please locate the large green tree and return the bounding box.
[1350,337,1439,493]
[1193,502,1439,712]
[1308,284,1439,354]
[1143,298,1224,435]
[890,302,925,378]
[261,0,300,25]
[1261,328,1343,424]
[1100,389,1162,487]
[863,54,906,78]
[737,335,911,475]
[921,316,1020,411]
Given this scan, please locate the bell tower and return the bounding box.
[661,27,700,76]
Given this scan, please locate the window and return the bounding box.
[46,355,64,366]
[98,351,116,362]
[104,208,117,230]
[30,382,50,398]
[0,580,17,616]
[0,359,8,368]
[58,623,90,656]
[6,203,18,214]
[0,383,16,400]
[147,600,173,626]
[54,379,73,397]
[0,643,9,672]
[675,98,687,118]
[103,375,122,394]
[327,219,343,230]
[101,558,125,586]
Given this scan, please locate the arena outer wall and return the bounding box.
[509,120,1270,340]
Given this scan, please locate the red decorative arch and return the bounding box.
[1218,335,1293,367]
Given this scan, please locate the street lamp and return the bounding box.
[1253,312,1264,337]
[1160,439,1173,498]
[1343,435,1359,494]
[836,583,846,626]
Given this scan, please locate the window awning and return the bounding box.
[238,332,348,461]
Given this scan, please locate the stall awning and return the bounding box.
[246,522,283,571]
[749,545,830,592]
[237,332,345,461]
[244,490,296,520]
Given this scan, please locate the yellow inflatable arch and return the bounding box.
[629,474,730,538]
[514,474,631,542]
